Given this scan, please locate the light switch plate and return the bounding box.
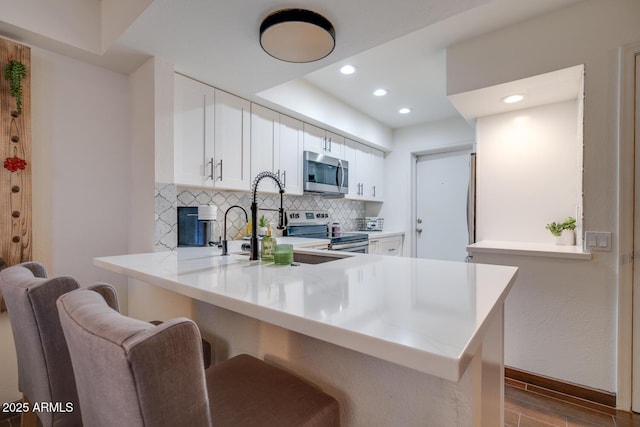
[584,231,611,251]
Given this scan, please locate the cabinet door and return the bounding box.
[214,90,251,191]
[303,123,326,154]
[343,139,360,199]
[355,145,371,200]
[378,236,403,256]
[369,149,385,201]
[325,131,344,159]
[277,115,304,195]
[368,239,380,254]
[174,74,215,187]
[251,103,279,192]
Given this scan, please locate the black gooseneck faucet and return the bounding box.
[221,205,249,256]
[250,171,285,260]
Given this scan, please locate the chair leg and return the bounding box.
[20,395,39,427]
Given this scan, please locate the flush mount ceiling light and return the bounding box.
[398,107,411,114]
[260,9,335,63]
[501,94,525,104]
[373,88,388,97]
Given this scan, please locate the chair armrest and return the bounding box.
[86,282,120,312]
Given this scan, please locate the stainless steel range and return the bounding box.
[285,210,369,253]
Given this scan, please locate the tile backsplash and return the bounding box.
[155,183,365,251]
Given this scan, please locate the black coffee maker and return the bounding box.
[178,206,220,247]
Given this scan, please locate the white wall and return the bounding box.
[446,0,640,394]
[0,45,131,404]
[378,116,474,256]
[476,100,581,243]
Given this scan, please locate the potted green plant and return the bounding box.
[545,216,576,245]
[258,214,268,236]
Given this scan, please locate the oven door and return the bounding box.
[329,241,369,253]
[303,151,348,195]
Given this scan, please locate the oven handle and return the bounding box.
[330,241,369,251]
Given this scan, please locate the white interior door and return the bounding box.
[416,148,472,261]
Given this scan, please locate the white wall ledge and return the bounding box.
[468,240,592,260]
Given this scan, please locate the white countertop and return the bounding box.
[362,231,404,239]
[468,240,592,260]
[95,246,517,382]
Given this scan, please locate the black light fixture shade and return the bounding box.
[260,9,335,63]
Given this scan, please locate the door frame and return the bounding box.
[410,142,474,258]
[618,42,640,411]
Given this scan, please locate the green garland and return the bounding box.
[4,60,27,115]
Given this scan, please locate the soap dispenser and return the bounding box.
[261,223,275,262]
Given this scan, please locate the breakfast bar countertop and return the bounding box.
[95,246,517,383]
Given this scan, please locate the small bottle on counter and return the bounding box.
[261,223,275,262]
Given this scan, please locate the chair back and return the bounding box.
[57,289,212,427]
[0,262,82,427]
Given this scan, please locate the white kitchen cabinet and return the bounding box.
[214,89,251,191]
[174,74,215,187]
[277,115,304,195]
[251,104,304,195]
[250,103,279,191]
[369,234,403,256]
[369,148,384,201]
[344,139,385,202]
[174,76,251,191]
[303,123,344,158]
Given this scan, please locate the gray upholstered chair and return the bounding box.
[57,289,340,427]
[0,262,119,427]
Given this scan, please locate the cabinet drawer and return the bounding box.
[370,235,403,256]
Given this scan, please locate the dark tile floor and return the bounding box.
[506,384,640,427]
[0,415,20,427]
[3,386,640,426]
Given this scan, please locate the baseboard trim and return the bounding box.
[505,367,616,414]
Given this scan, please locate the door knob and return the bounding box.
[417,218,423,224]
[416,228,423,233]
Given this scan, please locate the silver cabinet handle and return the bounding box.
[207,157,214,180]
[217,159,223,181]
[282,170,287,188]
[373,185,376,197]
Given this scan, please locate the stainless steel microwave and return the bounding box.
[303,151,349,196]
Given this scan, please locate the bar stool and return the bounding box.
[57,289,340,427]
[0,262,118,427]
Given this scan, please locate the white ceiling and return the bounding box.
[1,0,585,130]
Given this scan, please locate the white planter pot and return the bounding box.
[553,229,575,245]
[258,226,267,236]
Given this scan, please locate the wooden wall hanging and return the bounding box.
[0,38,31,312]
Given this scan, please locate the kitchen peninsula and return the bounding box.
[95,246,517,426]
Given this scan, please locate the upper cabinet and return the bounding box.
[251,104,304,195]
[174,73,381,200]
[214,89,251,191]
[344,138,384,202]
[174,74,215,187]
[174,74,251,191]
[277,114,304,195]
[303,123,344,159]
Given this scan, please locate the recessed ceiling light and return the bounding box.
[501,94,525,104]
[398,107,411,114]
[340,65,356,75]
[373,89,388,97]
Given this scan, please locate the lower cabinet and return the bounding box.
[369,234,404,256]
